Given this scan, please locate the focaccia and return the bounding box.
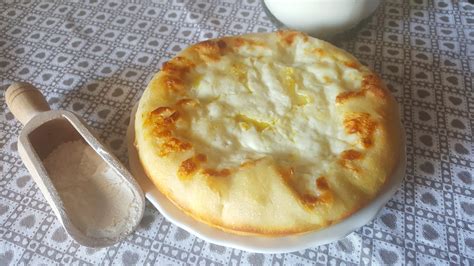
[135,31,402,235]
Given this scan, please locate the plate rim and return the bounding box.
[126,103,407,253]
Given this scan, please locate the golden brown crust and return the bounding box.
[178,154,206,180]
[135,30,402,236]
[343,112,378,148]
[336,74,387,104]
[277,30,309,45]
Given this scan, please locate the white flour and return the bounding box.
[43,140,140,239]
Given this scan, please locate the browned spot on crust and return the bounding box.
[193,40,220,53]
[313,48,326,57]
[202,166,231,196]
[316,177,334,205]
[344,61,360,69]
[217,39,227,49]
[192,40,228,61]
[160,137,192,156]
[230,37,265,50]
[178,158,198,180]
[233,37,247,47]
[301,194,319,206]
[278,167,295,182]
[340,149,363,161]
[278,169,333,209]
[167,111,180,123]
[316,191,334,205]
[156,130,172,137]
[178,153,207,180]
[162,56,195,75]
[339,149,364,172]
[148,107,180,127]
[336,74,387,104]
[202,168,231,177]
[277,30,308,45]
[162,75,186,92]
[151,106,174,116]
[344,112,377,148]
[362,74,387,99]
[316,176,330,190]
[195,153,207,162]
[175,98,198,107]
[300,192,333,208]
[300,176,334,208]
[146,107,192,156]
[336,90,365,103]
[159,56,197,93]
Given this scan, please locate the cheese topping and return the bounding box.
[170,41,363,196]
[135,31,401,235]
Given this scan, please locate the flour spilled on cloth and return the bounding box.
[43,140,140,239]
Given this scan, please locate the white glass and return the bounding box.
[263,0,381,38]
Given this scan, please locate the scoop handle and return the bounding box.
[5,82,51,125]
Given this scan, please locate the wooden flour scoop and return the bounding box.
[5,82,145,247]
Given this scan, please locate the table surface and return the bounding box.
[1,0,473,265]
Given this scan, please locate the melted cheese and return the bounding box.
[173,49,362,196]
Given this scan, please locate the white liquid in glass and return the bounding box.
[264,0,381,37]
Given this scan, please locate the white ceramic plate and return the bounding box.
[126,104,406,253]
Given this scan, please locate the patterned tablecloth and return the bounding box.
[1,0,473,265]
